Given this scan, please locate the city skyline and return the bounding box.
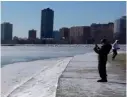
[1,1,126,38]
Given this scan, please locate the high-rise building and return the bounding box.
[28,29,36,40]
[40,8,54,39]
[1,22,13,41]
[91,23,114,44]
[114,16,126,44]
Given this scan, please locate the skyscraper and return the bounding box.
[114,16,126,44]
[40,8,54,39]
[1,22,13,41]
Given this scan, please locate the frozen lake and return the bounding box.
[1,45,95,67]
[1,45,126,67]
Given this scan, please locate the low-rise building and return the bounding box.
[28,29,36,40]
[69,26,91,44]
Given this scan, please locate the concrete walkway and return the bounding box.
[56,52,126,97]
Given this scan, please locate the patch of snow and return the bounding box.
[2,57,72,97]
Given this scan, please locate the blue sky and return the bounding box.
[1,1,126,38]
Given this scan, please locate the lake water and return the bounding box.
[1,45,126,67]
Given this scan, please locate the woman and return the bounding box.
[112,40,120,60]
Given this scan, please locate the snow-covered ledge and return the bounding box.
[2,57,72,97]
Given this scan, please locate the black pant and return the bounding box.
[112,49,117,59]
[98,59,107,80]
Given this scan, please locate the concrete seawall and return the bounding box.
[56,52,126,97]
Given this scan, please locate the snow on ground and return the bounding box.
[56,52,126,97]
[1,57,72,97]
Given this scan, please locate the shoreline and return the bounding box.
[1,56,73,68]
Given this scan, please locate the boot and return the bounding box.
[97,79,107,82]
